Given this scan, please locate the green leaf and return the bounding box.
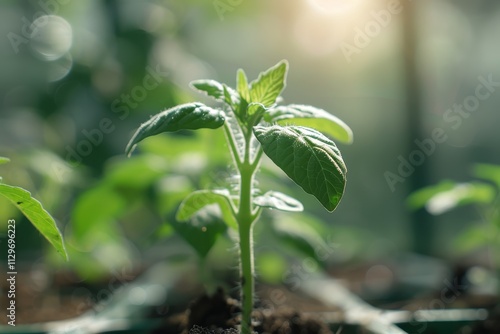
[0,184,67,259]
[171,205,227,258]
[429,182,495,214]
[155,223,175,240]
[249,60,288,107]
[271,212,329,265]
[453,224,491,254]
[176,189,237,230]
[265,104,353,144]
[474,164,500,189]
[223,84,240,109]
[410,181,496,215]
[254,191,303,212]
[247,102,266,117]
[190,80,226,101]
[407,180,457,210]
[237,69,251,102]
[223,85,246,122]
[254,125,347,212]
[190,80,240,105]
[72,185,127,238]
[256,252,287,284]
[126,102,225,156]
[0,157,10,165]
[105,155,169,189]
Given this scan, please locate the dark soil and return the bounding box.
[472,306,500,334]
[0,268,140,325]
[156,288,333,334]
[0,272,90,324]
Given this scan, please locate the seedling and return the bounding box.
[126,60,352,333]
[0,157,67,259]
[408,164,500,285]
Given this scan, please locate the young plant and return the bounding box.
[0,156,67,259]
[408,164,500,283]
[126,60,352,333]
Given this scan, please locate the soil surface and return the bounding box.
[0,272,90,324]
[155,288,333,334]
[472,306,500,334]
[0,268,140,325]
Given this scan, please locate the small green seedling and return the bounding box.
[126,60,352,333]
[0,157,67,259]
[408,164,500,281]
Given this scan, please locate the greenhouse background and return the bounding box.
[1,0,500,328]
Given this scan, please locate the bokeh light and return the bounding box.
[46,52,73,82]
[307,0,361,14]
[29,15,72,61]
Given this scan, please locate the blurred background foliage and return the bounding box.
[0,0,500,285]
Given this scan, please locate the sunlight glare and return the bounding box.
[306,0,361,14]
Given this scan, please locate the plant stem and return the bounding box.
[236,128,258,334]
[223,122,242,167]
[238,217,254,334]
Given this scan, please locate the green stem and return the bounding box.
[223,122,242,167]
[225,114,261,333]
[238,217,254,334]
[251,145,263,169]
[236,127,258,334]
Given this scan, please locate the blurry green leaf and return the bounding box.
[171,205,227,258]
[254,191,303,212]
[155,175,194,216]
[126,102,225,156]
[67,226,133,281]
[176,189,237,230]
[265,105,353,144]
[474,164,500,189]
[0,157,11,165]
[453,224,492,253]
[254,125,347,212]
[237,69,251,102]
[249,60,288,107]
[105,155,169,189]
[23,150,81,185]
[72,185,127,237]
[0,184,67,260]
[155,223,175,239]
[69,184,133,281]
[138,134,197,157]
[256,252,287,284]
[407,180,457,210]
[413,182,496,215]
[138,130,226,162]
[271,213,328,265]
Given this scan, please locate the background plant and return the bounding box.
[126,60,352,333]
[408,164,500,285]
[0,156,67,259]
[2,0,499,278]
